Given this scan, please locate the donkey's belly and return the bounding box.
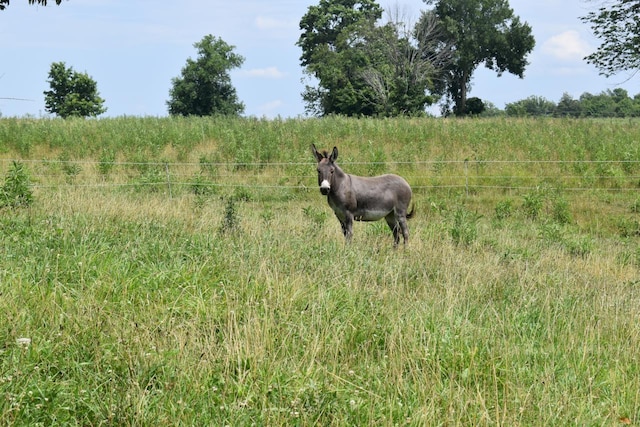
[354,208,392,221]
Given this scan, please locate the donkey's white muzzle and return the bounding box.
[320,179,330,195]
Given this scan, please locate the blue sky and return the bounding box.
[0,0,637,118]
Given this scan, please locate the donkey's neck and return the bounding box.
[331,166,349,191]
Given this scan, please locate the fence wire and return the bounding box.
[1,158,639,194]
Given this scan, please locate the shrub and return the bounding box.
[219,196,241,235]
[450,208,481,246]
[494,199,513,220]
[0,161,33,209]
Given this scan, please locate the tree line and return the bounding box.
[501,89,640,118]
[2,0,638,119]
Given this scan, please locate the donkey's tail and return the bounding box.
[406,203,416,220]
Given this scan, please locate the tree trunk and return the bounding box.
[455,69,469,116]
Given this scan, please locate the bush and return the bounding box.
[0,161,33,209]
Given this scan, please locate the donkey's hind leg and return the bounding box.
[385,214,401,247]
[398,215,409,244]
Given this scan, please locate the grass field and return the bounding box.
[1,117,639,425]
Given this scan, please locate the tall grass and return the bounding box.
[1,117,639,425]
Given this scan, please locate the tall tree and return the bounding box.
[43,62,106,118]
[0,0,63,11]
[167,34,244,117]
[358,10,451,116]
[297,0,384,116]
[422,0,535,116]
[581,0,640,77]
[298,0,445,116]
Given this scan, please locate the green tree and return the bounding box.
[580,89,636,117]
[423,0,535,116]
[298,0,384,116]
[298,0,444,116]
[581,0,640,77]
[358,9,449,116]
[555,93,582,117]
[505,96,555,117]
[0,0,62,11]
[167,35,244,117]
[43,62,106,118]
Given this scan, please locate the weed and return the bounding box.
[367,141,386,175]
[539,221,564,244]
[616,217,640,238]
[450,207,480,246]
[552,196,572,224]
[59,152,82,182]
[303,205,328,226]
[494,199,513,220]
[98,149,116,177]
[522,188,543,220]
[199,154,219,177]
[0,161,33,209]
[135,167,165,193]
[219,196,241,235]
[190,172,215,197]
[564,236,594,258]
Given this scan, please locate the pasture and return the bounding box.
[1,116,639,425]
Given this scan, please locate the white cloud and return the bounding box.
[541,30,591,62]
[242,67,287,79]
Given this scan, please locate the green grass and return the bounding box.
[1,117,640,425]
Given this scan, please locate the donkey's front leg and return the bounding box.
[340,213,354,243]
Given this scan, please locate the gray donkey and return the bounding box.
[311,144,414,246]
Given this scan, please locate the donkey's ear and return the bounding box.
[330,146,338,162]
[311,144,323,162]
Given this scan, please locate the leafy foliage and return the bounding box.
[505,89,640,117]
[0,0,63,10]
[43,62,106,118]
[423,0,535,116]
[0,161,33,209]
[297,0,443,116]
[581,0,640,77]
[167,35,245,117]
[505,96,556,117]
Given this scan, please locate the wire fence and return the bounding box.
[1,158,640,197]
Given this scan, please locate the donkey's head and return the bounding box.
[311,144,338,196]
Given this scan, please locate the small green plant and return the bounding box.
[494,199,513,220]
[303,205,328,226]
[564,236,594,258]
[538,221,564,244]
[522,188,543,220]
[190,172,215,197]
[135,167,166,193]
[616,217,640,238]
[59,152,82,182]
[199,154,219,177]
[219,196,241,235]
[260,207,274,225]
[98,149,116,177]
[367,141,386,175]
[0,161,33,209]
[450,207,480,246]
[552,196,572,224]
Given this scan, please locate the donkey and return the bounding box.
[311,144,414,247]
